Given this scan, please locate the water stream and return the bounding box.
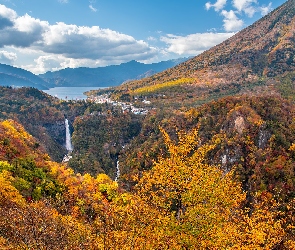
[65,118,73,152]
[115,160,120,182]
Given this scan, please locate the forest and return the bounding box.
[0,84,294,248]
[0,0,295,248]
[0,117,294,249]
[0,48,294,250]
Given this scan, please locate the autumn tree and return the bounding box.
[135,128,287,249]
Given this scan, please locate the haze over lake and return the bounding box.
[43,87,103,100]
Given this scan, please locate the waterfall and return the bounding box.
[65,119,73,151]
[115,160,120,182]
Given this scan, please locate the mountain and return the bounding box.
[0,64,50,90]
[0,59,186,90]
[112,0,295,106]
[39,59,187,87]
[0,1,295,246]
[1,110,293,249]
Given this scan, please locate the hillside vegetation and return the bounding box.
[0,86,97,161]
[94,0,295,109]
[0,0,295,248]
[0,119,294,249]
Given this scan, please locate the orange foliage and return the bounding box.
[0,119,292,248]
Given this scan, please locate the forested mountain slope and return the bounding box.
[106,0,295,107]
[0,118,294,249]
[0,86,94,161]
[0,0,295,248]
[117,96,295,201]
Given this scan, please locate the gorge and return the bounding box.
[0,0,294,248]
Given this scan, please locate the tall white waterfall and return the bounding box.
[65,119,73,151]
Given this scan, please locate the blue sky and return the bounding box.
[0,0,286,74]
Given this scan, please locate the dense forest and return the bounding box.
[0,118,294,249]
[0,0,295,248]
[0,85,294,248]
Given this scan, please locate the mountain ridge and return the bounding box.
[116,0,294,96]
[39,58,187,87]
[0,1,294,246]
[0,59,187,89]
[0,64,50,90]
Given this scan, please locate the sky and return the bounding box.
[0,0,287,74]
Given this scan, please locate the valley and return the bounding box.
[0,0,294,248]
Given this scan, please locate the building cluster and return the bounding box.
[88,94,150,115]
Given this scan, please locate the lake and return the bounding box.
[43,87,104,100]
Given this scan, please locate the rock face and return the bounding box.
[43,120,66,146]
[121,0,295,91]
[234,116,245,134]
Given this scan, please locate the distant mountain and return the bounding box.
[0,59,187,90]
[116,0,295,103]
[39,59,187,87]
[0,64,50,90]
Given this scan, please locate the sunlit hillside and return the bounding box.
[99,0,295,108]
[0,0,295,248]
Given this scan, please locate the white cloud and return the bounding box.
[232,0,273,17]
[147,36,157,41]
[205,0,227,11]
[221,10,244,32]
[242,5,256,17]
[0,4,17,20]
[89,5,97,12]
[14,13,48,33]
[260,3,272,16]
[0,5,48,48]
[58,0,69,3]
[31,55,104,74]
[31,55,64,73]
[0,50,17,64]
[232,0,256,12]
[0,5,159,73]
[0,5,15,30]
[205,1,273,32]
[232,0,257,17]
[29,50,162,74]
[41,23,157,61]
[161,32,235,55]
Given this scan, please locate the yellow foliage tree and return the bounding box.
[135,128,287,249]
[132,78,195,95]
[0,170,25,206]
[0,120,289,249]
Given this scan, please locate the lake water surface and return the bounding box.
[43,87,104,100]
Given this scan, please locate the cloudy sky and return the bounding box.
[0,0,286,74]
